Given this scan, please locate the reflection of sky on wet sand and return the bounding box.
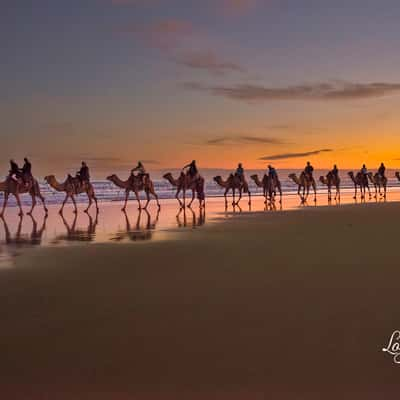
[0,190,399,268]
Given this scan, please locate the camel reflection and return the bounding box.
[53,211,98,243]
[328,197,341,206]
[265,199,283,211]
[0,214,47,247]
[176,206,206,228]
[112,208,160,242]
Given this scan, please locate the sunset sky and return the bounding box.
[3,0,400,177]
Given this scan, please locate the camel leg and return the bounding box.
[28,194,36,215]
[236,189,243,205]
[84,193,93,213]
[188,189,195,208]
[0,193,9,217]
[39,194,48,214]
[182,189,186,208]
[313,183,317,202]
[232,188,236,206]
[122,190,129,211]
[15,193,23,216]
[134,191,142,210]
[248,190,251,206]
[175,188,183,207]
[366,183,371,199]
[144,190,151,209]
[60,194,69,214]
[71,195,78,214]
[93,195,99,212]
[224,189,229,209]
[151,189,161,208]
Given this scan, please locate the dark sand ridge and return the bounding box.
[0,202,399,399]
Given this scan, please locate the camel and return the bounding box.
[250,174,282,203]
[319,172,340,201]
[163,172,205,208]
[288,172,316,202]
[367,172,387,198]
[0,176,48,217]
[44,175,98,214]
[348,172,371,200]
[106,174,160,211]
[213,174,251,207]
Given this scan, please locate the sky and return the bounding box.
[2,0,400,177]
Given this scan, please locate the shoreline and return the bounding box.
[1,201,400,398]
[0,193,397,268]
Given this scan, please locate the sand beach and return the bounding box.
[1,201,400,399]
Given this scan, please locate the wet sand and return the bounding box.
[1,201,400,399]
[0,189,397,267]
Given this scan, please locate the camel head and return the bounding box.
[44,175,55,184]
[396,172,400,181]
[106,174,117,182]
[347,171,354,178]
[250,174,261,187]
[163,172,172,180]
[213,176,222,183]
[288,173,297,180]
[319,176,327,185]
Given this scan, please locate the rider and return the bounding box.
[331,164,339,179]
[235,163,244,184]
[77,161,90,184]
[360,164,368,178]
[378,162,386,178]
[183,160,199,180]
[9,159,21,182]
[131,161,147,184]
[268,164,278,180]
[304,161,314,180]
[21,157,32,185]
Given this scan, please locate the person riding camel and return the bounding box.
[268,164,278,180]
[378,162,386,178]
[183,160,199,181]
[21,157,32,186]
[76,161,90,185]
[235,163,244,184]
[131,161,147,185]
[9,159,21,182]
[304,161,314,181]
[330,164,339,179]
[361,164,368,178]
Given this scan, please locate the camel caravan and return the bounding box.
[0,158,397,216]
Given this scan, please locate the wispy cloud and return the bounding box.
[184,81,400,102]
[220,0,258,14]
[109,0,258,14]
[259,149,333,161]
[116,19,193,50]
[175,50,244,75]
[206,136,285,145]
